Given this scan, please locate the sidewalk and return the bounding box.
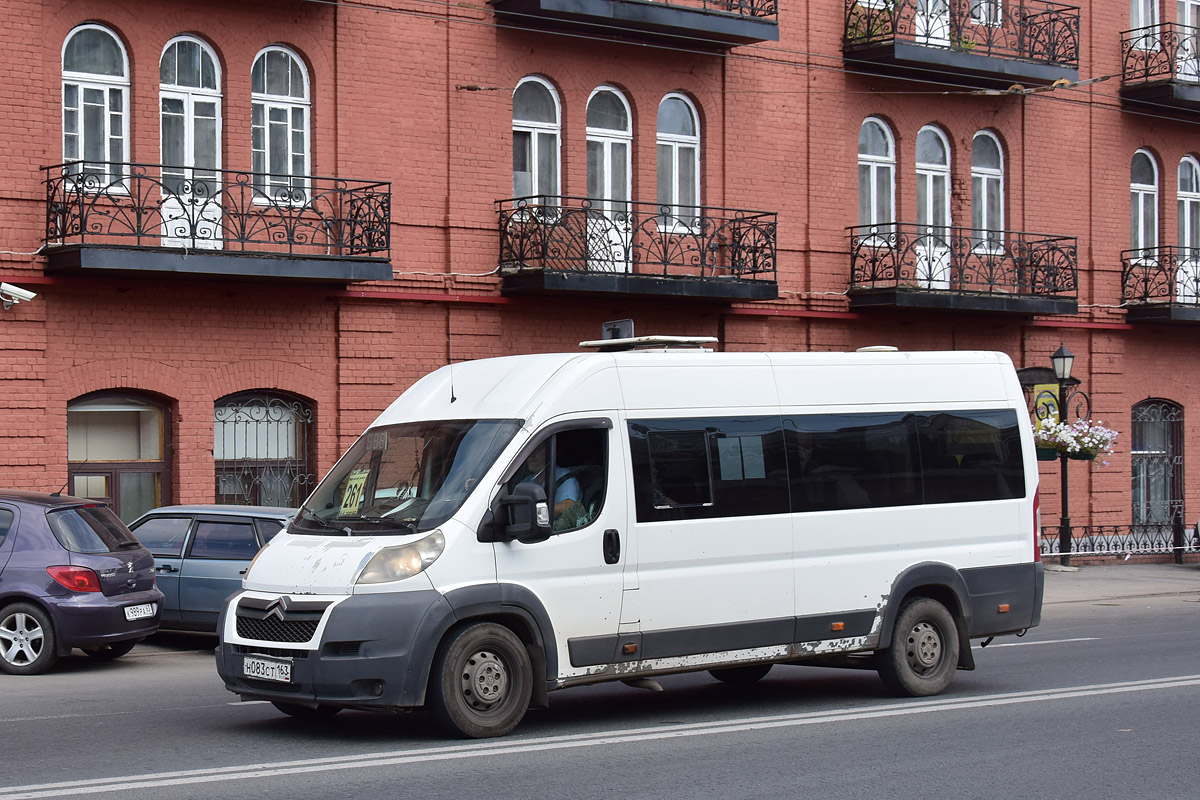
[1042,562,1200,604]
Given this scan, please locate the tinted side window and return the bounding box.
[256,518,285,543]
[786,413,922,512]
[130,516,192,557]
[47,505,139,554]
[507,428,608,532]
[629,417,788,522]
[917,409,1025,504]
[0,508,13,547]
[189,521,259,559]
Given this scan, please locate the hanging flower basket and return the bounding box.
[1032,418,1119,466]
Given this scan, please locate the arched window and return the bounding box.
[586,86,632,208]
[1131,399,1183,530]
[1178,156,1200,302]
[67,392,171,523]
[62,24,129,185]
[915,125,951,288]
[512,76,560,201]
[1131,149,1159,257]
[656,93,700,227]
[161,37,221,189]
[214,391,315,507]
[161,36,222,247]
[585,86,633,272]
[251,46,310,198]
[857,117,895,230]
[971,130,1004,249]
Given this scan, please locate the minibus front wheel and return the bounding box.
[429,622,533,738]
[876,597,959,697]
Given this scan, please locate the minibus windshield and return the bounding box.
[291,419,522,535]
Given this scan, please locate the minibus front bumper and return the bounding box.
[215,589,453,711]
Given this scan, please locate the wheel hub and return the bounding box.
[1,613,44,665]
[460,650,508,711]
[906,621,942,673]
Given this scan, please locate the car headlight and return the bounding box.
[356,530,445,585]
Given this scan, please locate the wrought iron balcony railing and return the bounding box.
[848,223,1078,298]
[1121,23,1200,85]
[844,0,1080,69]
[497,196,777,282]
[43,161,390,260]
[1121,246,1200,305]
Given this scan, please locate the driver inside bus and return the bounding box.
[513,445,582,522]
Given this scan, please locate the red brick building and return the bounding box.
[0,1,1195,558]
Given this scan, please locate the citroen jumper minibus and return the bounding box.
[216,341,1043,738]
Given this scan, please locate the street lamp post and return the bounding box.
[1036,344,1091,567]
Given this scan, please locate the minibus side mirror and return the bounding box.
[496,482,553,544]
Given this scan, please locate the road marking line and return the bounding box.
[989,637,1101,647]
[3,674,1199,799]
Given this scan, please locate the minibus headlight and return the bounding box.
[356,531,445,585]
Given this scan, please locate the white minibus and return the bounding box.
[216,340,1043,738]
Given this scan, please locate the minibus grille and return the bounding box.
[234,596,330,643]
[236,615,319,643]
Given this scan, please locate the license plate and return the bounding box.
[243,655,293,684]
[124,603,155,621]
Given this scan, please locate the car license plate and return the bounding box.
[243,655,292,683]
[124,603,155,621]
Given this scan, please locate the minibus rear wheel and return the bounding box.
[709,663,773,685]
[876,597,959,697]
[429,622,533,738]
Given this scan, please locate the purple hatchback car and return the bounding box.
[0,490,163,675]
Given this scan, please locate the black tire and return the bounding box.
[271,701,342,720]
[428,622,532,739]
[877,597,959,697]
[0,602,59,675]
[83,640,138,661]
[709,663,773,685]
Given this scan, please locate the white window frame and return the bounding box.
[251,46,311,203]
[1177,155,1200,301]
[1179,155,1200,249]
[857,116,895,232]
[62,24,130,190]
[585,85,633,215]
[656,93,701,233]
[971,130,1005,251]
[511,75,561,203]
[1131,148,1159,258]
[971,0,1002,27]
[915,125,951,233]
[160,36,223,179]
[1131,0,1161,50]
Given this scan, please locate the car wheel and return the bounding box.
[429,622,532,739]
[82,640,138,661]
[0,603,59,675]
[271,701,342,720]
[876,597,959,697]
[709,663,773,685]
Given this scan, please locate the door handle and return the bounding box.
[603,529,620,565]
[155,565,178,573]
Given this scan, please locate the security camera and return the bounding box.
[0,283,37,308]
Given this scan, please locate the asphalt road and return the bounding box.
[2,572,1198,800]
